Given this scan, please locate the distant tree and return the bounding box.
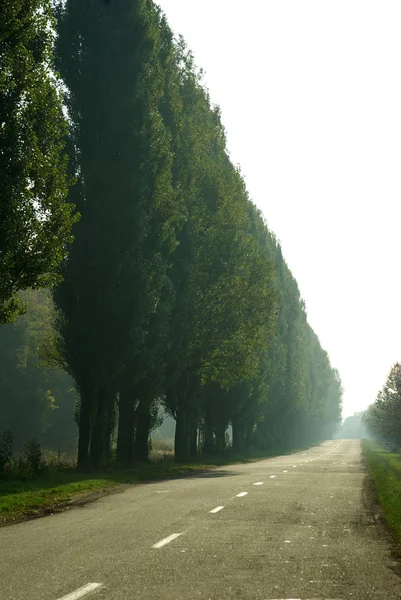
[335,412,367,439]
[0,0,76,324]
[365,363,401,450]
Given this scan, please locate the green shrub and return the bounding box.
[0,430,13,477]
[20,439,47,476]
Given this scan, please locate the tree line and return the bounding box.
[1,0,343,468]
[364,363,401,451]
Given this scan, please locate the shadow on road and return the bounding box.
[191,470,240,478]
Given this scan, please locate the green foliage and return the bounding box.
[54,0,184,467]
[364,363,401,450]
[0,431,13,477]
[0,0,77,324]
[19,439,46,477]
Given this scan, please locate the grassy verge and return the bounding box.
[0,443,314,525]
[0,462,220,524]
[362,438,401,544]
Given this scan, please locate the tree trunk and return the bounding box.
[116,386,136,465]
[245,421,254,448]
[173,370,195,462]
[189,422,197,459]
[174,407,188,462]
[135,398,151,462]
[214,421,226,455]
[77,394,91,469]
[232,419,245,453]
[203,409,214,456]
[89,388,113,467]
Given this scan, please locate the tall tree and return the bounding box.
[54,0,182,467]
[0,0,76,324]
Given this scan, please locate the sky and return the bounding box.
[157,0,401,418]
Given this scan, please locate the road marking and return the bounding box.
[57,583,103,600]
[152,533,182,549]
[270,475,276,478]
[253,481,264,485]
[209,506,224,513]
[236,492,248,497]
[283,470,288,473]
[292,465,297,468]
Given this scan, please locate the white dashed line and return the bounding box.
[56,583,103,600]
[209,506,224,513]
[283,470,288,473]
[292,465,297,468]
[254,482,264,486]
[270,475,276,479]
[152,533,182,549]
[236,492,248,497]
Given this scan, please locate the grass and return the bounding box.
[0,441,315,525]
[362,438,401,544]
[0,462,220,524]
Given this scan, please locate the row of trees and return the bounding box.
[1,0,343,467]
[364,363,401,451]
[52,0,342,467]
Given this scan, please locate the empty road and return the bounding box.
[1,439,400,600]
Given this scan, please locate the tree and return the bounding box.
[54,0,182,467]
[0,0,76,324]
[365,363,401,450]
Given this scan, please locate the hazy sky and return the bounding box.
[157,0,401,417]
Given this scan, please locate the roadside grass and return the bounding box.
[0,462,217,523]
[362,438,401,544]
[0,440,316,524]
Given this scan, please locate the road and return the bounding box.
[1,439,400,600]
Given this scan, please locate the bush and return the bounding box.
[42,449,76,472]
[19,439,47,476]
[0,430,13,477]
[150,438,174,462]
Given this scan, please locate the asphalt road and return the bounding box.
[1,439,400,600]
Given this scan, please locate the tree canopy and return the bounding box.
[0,0,77,324]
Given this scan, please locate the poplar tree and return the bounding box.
[0,0,76,324]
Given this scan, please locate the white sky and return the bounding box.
[157,0,401,417]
